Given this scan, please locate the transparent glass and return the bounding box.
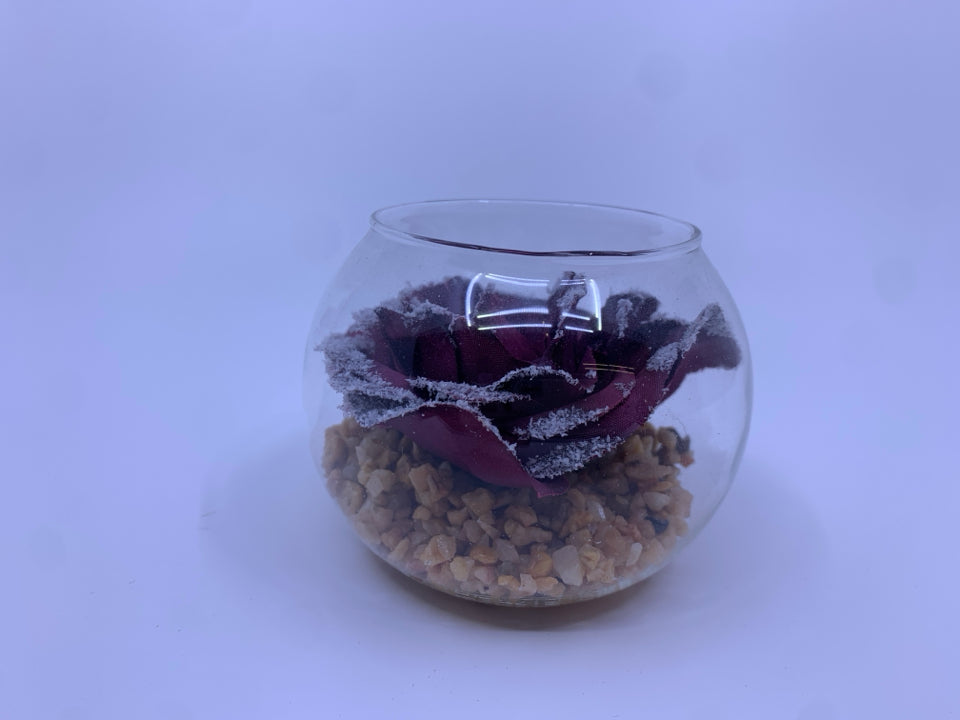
[304,200,752,606]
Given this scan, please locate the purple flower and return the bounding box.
[321,274,740,496]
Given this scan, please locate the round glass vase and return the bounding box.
[304,200,751,607]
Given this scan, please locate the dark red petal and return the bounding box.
[548,332,598,391]
[451,320,526,385]
[413,329,459,382]
[600,292,660,339]
[661,304,742,401]
[569,304,740,439]
[482,366,589,425]
[492,326,550,364]
[504,369,633,438]
[383,405,567,496]
[369,359,413,390]
[567,368,672,439]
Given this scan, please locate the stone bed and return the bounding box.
[319,417,694,605]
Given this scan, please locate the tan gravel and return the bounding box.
[319,417,694,606]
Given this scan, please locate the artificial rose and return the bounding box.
[320,273,740,496]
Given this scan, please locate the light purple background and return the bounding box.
[2,2,958,718]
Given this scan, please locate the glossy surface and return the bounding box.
[305,201,752,605]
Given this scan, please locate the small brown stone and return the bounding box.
[585,498,607,522]
[578,545,604,572]
[337,481,364,515]
[494,538,521,563]
[597,524,628,560]
[566,488,587,511]
[468,544,498,565]
[408,529,429,547]
[388,537,410,563]
[497,575,520,591]
[503,519,527,544]
[473,565,497,585]
[625,462,668,482]
[409,464,449,506]
[567,528,593,548]
[462,519,484,544]
[446,506,470,526]
[535,576,563,597]
[527,526,553,544]
[356,429,399,469]
[380,525,406,551]
[449,556,476,582]
[643,491,671,512]
[419,535,457,567]
[419,517,447,536]
[426,562,455,587]
[527,547,553,577]
[643,538,667,566]
[459,579,483,594]
[653,478,675,493]
[322,428,349,472]
[477,519,500,539]
[394,455,413,486]
[561,510,592,536]
[505,504,538,527]
[668,486,693,517]
[355,516,381,545]
[552,545,583,587]
[598,475,629,495]
[461,487,495,517]
[371,506,394,532]
[586,557,616,584]
[365,468,396,498]
[518,573,538,597]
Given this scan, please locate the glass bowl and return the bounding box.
[304,200,751,606]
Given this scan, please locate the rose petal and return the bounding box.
[566,367,673,439]
[482,365,588,424]
[492,326,550,364]
[548,333,598,391]
[384,404,567,496]
[451,319,527,385]
[413,329,459,382]
[661,304,742,400]
[503,366,634,438]
[567,304,740,440]
[601,292,659,339]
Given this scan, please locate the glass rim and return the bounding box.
[369,199,703,257]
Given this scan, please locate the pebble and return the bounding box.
[419,535,457,567]
[518,573,538,597]
[643,491,671,512]
[468,544,498,565]
[461,488,495,517]
[505,504,538,527]
[449,556,475,582]
[552,545,584,587]
[494,538,521,563]
[462,519,484,544]
[409,464,449,506]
